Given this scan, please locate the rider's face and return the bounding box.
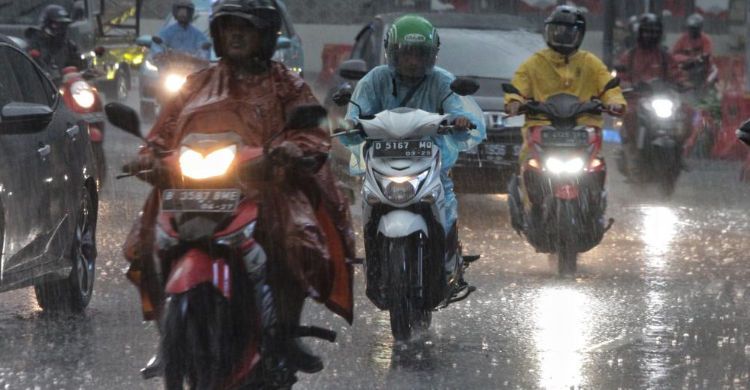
[219,17,261,60]
[176,8,190,24]
[397,51,426,79]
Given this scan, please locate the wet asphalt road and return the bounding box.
[2,92,750,390]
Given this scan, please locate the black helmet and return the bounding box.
[637,13,662,48]
[40,5,72,39]
[544,5,586,56]
[210,0,281,60]
[172,1,195,20]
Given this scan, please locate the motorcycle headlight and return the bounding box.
[70,81,95,109]
[165,74,186,93]
[145,59,158,72]
[377,169,429,203]
[546,157,584,174]
[179,145,237,180]
[651,99,674,119]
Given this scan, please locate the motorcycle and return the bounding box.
[619,79,687,196]
[332,78,481,341]
[502,78,621,275]
[57,65,107,184]
[145,36,211,121]
[104,102,337,390]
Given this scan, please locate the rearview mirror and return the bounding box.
[276,36,292,50]
[332,86,353,107]
[1,102,53,123]
[136,35,153,48]
[284,104,328,130]
[105,102,141,138]
[603,77,620,92]
[450,78,480,96]
[338,59,368,81]
[502,83,522,96]
[151,36,164,46]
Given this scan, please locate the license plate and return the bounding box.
[541,130,589,146]
[372,140,433,158]
[161,189,241,212]
[484,144,521,159]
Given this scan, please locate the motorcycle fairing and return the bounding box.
[360,108,451,140]
[165,248,232,299]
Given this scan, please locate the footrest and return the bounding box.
[444,284,477,306]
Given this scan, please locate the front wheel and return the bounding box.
[92,143,106,185]
[385,237,431,341]
[555,200,579,277]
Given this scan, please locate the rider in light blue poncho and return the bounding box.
[339,15,486,234]
[152,1,211,59]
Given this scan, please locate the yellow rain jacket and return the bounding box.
[504,48,627,162]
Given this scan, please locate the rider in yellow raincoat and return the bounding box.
[504,5,626,166]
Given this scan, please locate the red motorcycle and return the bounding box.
[58,66,107,184]
[504,79,620,275]
[105,102,335,390]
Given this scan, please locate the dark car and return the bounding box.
[0,34,99,312]
[326,12,544,194]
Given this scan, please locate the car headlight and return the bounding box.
[651,99,674,119]
[70,81,95,109]
[546,157,584,174]
[165,74,186,92]
[145,59,158,72]
[377,169,429,203]
[179,145,237,179]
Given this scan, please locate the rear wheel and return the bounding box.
[35,190,97,312]
[386,238,431,341]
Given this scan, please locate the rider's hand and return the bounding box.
[606,102,624,115]
[507,101,522,116]
[345,119,358,131]
[452,116,473,131]
[121,155,155,175]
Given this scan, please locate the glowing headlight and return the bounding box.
[651,99,674,118]
[179,145,237,179]
[377,169,429,203]
[165,74,186,92]
[145,59,158,71]
[70,81,95,109]
[546,157,584,174]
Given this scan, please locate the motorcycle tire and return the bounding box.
[92,143,106,185]
[162,285,234,390]
[555,200,579,276]
[385,237,431,341]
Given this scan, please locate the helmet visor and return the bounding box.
[545,23,582,48]
[387,43,438,78]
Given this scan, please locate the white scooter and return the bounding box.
[333,79,481,341]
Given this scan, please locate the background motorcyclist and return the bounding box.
[25,4,86,80]
[617,13,686,173]
[671,13,716,91]
[125,0,354,377]
[505,5,625,192]
[339,14,486,241]
[151,1,211,59]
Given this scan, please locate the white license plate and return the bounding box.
[161,189,241,212]
[372,140,433,158]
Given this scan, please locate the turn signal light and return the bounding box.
[590,158,603,169]
[528,158,540,169]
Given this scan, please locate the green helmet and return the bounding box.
[384,15,440,78]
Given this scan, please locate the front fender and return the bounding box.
[377,210,429,238]
[164,249,232,299]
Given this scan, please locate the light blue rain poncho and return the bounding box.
[152,23,211,59]
[340,65,486,230]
